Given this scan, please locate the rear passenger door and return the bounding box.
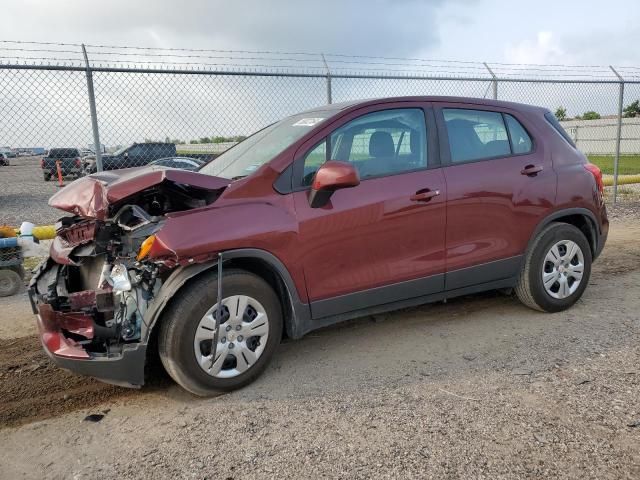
[434,103,556,290]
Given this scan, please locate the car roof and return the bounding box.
[299,96,547,115]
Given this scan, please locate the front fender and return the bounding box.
[142,248,312,342]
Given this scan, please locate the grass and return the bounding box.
[587,155,640,175]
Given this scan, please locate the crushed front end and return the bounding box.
[29,168,229,387]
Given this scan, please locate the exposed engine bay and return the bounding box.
[30,172,228,367]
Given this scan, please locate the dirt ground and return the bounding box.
[0,212,639,479]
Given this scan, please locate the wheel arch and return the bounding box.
[527,208,598,258]
[143,249,310,346]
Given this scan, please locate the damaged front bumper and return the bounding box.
[29,260,148,388]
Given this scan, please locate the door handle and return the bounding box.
[410,189,440,202]
[521,164,543,176]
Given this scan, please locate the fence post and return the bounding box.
[321,53,332,104]
[610,66,624,204]
[81,44,103,172]
[484,62,498,100]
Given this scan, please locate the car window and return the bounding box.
[301,108,427,186]
[505,114,533,154]
[128,145,143,156]
[48,148,79,158]
[544,112,576,148]
[443,109,510,163]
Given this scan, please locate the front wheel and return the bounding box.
[158,269,283,396]
[516,222,592,312]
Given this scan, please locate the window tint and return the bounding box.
[128,145,143,156]
[48,148,79,158]
[301,108,427,186]
[544,112,576,147]
[505,114,533,154]
[443,109,510,163]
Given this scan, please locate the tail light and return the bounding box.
[75,157,81,167]
[584,163,604,194]
[40,157,44,168]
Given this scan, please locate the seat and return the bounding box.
[369,131,395,158]
[361,131,395,177]
[446,119,485,162]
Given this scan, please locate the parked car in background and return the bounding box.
[79,148,95,158]
[83,142,177,173]
[31,96,608,396]
[149,156,205,171]
[0,153,9,166]
[41,148,83,180]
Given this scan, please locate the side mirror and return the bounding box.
[308,161,360,208]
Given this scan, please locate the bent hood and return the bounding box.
[49,167,231,220]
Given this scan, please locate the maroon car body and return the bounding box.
[30,96,608,389]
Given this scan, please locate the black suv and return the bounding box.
[83,143,177,173]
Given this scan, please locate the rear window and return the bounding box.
[48,148,79,158]
[544,112,576,148]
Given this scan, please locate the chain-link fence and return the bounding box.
[2,42,640,228]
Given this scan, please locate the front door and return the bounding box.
[292,105,447,318]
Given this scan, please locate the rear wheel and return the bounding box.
[158,269,282,396]
[516,223,592,312]
[43,172,51,181]
[0,269,22,297]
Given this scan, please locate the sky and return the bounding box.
[2,0,639,67]
[2,0,640,147]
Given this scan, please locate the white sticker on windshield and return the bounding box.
[293,117,325,127]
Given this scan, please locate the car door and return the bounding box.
[291,103,447,319]
[434,102,556,290]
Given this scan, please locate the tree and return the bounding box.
[555,107,567,121]
[581,111,601,120]
[623,100,640,118]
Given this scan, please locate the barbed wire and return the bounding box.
[0,39,637,80]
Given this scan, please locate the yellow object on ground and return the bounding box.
[603,174,640,187]
[9,224,56,239]
[31,225,56,240]
[0,225,17,238]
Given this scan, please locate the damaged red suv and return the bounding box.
[31,97,608,396]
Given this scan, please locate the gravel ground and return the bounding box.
[0,156,68,226]
[0,215,638,479]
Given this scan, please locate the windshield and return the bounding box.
[199,113,329,179]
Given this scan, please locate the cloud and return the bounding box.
[504,31,566,64]
[3,0,455,58]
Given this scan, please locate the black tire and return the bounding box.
[516,222,592,312]
[0,269,22,297]
[43,172,51,181]
[158,269,283,396]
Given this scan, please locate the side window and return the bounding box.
[443,109,510,163]
[505,114,533,154]
[301,108,427,186]
[128,145,143,156]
